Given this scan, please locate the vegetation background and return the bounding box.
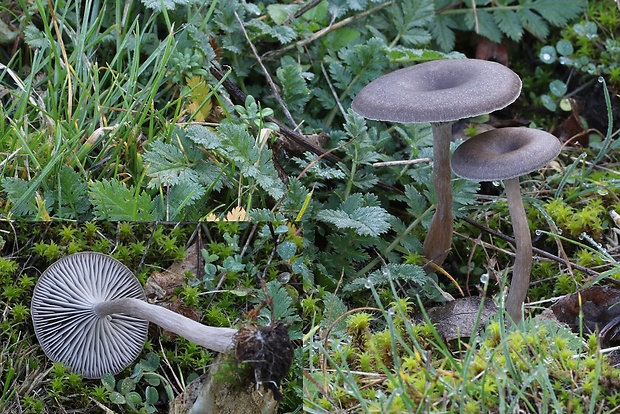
[2,0,620,412]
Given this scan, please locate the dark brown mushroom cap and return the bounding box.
[31,252,148,379]
[351,59,522,123]
[450,127,562,181]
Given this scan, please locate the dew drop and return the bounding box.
[492,181,501,187]
[535,229,543,236]
[542,53,551,61]
[480,273,489,284]
[598,76,605,83]
[387,307,396,316]
[578,232,585,240]
[598,188,608,196]
[364,278,373,288]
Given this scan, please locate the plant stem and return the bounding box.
[94,298,237,353]
[504,177,532,324]
[423,122,454,269]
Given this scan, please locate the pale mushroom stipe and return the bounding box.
[31,252,236,379]
[352,59,522,268]
[451,127,562,323]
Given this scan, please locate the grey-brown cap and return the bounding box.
[451,127,562,181]
[31,252,148,379]
[351,59,522,123]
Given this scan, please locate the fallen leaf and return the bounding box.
[415,296,498,342]
[551,286,620,347]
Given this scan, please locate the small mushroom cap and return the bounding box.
[450,127,562,181]
[351,59,522,123]
[31,252,148,379]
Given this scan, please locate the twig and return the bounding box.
[208,67,401,193]
[373,158,432,167]
[460,216,600,276]
[320,63,346,117]
[262,1,395,60]
[209,65,339,163]
[283,0,323,25]
[233,11,298,130]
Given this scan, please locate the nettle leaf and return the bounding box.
[217,122,286,200]
[277,56,313,115]
[317,193,391,237]
[89,179,157,221]
[343,263,427,294]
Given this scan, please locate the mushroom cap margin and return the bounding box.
[450,127,562,182]
[351,58,522,124]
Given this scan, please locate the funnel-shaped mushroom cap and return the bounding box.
[451,127,561,181]
[351,59,522,123]
[31,252,148,379]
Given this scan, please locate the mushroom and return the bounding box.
[351,59,522,268]
[31,252,237,379]
[450,127,562,323]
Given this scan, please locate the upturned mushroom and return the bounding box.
[351,59,522,268]
[450,127,562,323]
[31,252,237,379]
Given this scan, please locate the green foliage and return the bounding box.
[434,0,586,51]
[89,179,157,221]
[317,193,391,237]
[102,353,172,413]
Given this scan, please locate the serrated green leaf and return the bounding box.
[186,125,221,149]
[466,10,503,43]
[217,122,286,200]
[431,14,458,52]
[320,292,348,333]
[55,165,90,219]
[258,280,298,322]
[277,56,312,115]
[532,0,585,26]
[517,8,549,39]
[494,10,522,41]
[343,264,427,294]
[89,179,157,221]
[2,177,37,216]
[317,193,391,237]
[140,0,196,11]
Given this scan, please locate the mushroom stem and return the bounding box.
[94,298,237,353]
[503,177,532,323]
[423,122,454,269]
